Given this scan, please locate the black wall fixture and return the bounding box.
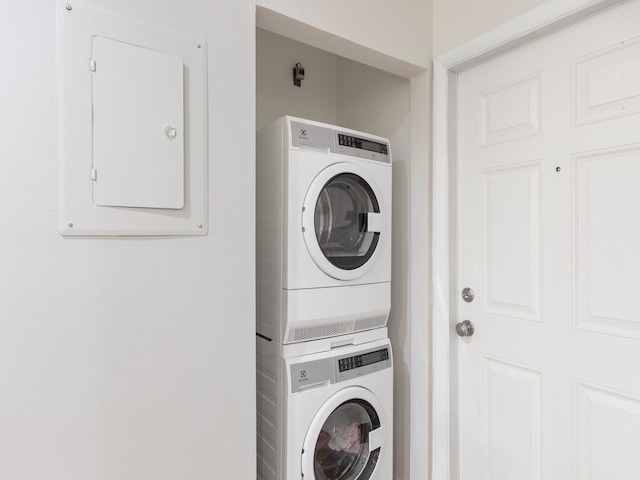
[293,62,305,87]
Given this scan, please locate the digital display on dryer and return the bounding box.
[338,134,388,154]
[338,348,390,372]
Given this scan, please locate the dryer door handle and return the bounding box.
[368,425,385,450]
[366,212,384,233]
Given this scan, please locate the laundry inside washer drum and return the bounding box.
[314,173,380,270]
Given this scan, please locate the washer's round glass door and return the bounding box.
[301,387,386,480]
[313,401,380,480]
[303,163,385,281]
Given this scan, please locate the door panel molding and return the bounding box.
[480,161,543,322]
[574,380,640,478]
[572,36,640,126]
[573,143,640,339]
[482,356,543,480]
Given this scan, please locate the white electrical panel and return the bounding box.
[92,37,185,209]
[57,0,207,235]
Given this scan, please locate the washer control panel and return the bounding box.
[338,348,390,372]
[336,346,391,382]
[290,344,392,393]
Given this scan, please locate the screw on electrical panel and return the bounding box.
[65,4,72,10]
[197,44,201,48]
[556,167,561,172]
[68,222,73,228]
[197,224,203,229]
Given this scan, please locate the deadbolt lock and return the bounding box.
[461,287,474,303]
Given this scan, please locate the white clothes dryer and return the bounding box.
[256,116,392,344]
[256,335,393,480]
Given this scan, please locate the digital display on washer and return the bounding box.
[338,348,390,372]
[338,134,388,155]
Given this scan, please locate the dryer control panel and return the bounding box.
[290,344,392,393]
[337,134,389,155]
[290,120,391,164]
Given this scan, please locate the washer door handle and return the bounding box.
[297,380,331,393]
[368,425,385,450]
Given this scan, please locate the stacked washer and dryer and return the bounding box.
[256,116,393,480]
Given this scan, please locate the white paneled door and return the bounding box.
[456,2,640,478]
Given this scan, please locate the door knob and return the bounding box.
[456,320,475,337]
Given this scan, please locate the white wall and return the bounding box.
[256,29,337,129]
[257,0,431,73]
[433,0,546,54]
[0,1,256,478]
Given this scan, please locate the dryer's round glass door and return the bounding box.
[313,400,381,480]
[314,173,380,271]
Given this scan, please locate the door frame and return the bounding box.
[431,1,625,479]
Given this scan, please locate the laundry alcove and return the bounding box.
[255,19,416,478]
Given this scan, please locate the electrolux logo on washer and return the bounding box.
[290,358,335,393]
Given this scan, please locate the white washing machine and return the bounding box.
[256,116,392,344]
[256,335,393,480]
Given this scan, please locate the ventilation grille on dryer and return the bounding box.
[354,315,388,332]
[286,314,388,343]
